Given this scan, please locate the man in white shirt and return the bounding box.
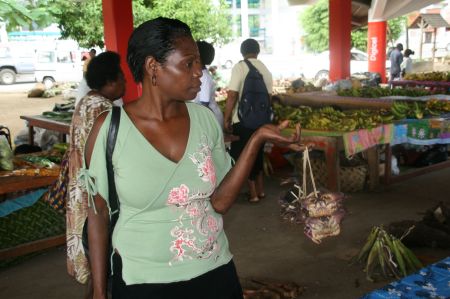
[193,41,224,128]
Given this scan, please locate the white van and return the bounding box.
[35,49,82,88]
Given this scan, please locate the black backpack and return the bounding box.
[238,59,272,129]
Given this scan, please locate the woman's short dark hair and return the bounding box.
[404,49,414,57]
[197,41,215,66]
[240,38,260,56]
[127,17,192,83]
[86,51,121,90]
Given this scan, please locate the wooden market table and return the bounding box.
[390,80,450,93]
[20,115,70,145]
[300,129,380,192]
[0,174,65,260]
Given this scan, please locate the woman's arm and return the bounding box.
[84,113,110,299]
[210,122,303,214]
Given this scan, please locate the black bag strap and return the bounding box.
[243,59,258,73]
[107,106,121,227]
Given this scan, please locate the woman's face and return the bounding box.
[156,36,202,101]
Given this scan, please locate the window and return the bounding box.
[248,0,260,8]
[225,0,241,8]
[57,51,73,63]
[37,51,55,63]
[248,14,260,37]
[424,32,432,44]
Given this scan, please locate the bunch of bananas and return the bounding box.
[337,87,433,98]
[353,226,423,282]
[285,83,322,94]
[391,99,450,120]
[272,104,393,132]
[391,101,425,120]
[404,71,450,82]
[426,99,450,114]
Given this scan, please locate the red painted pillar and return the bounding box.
[102,0,139,102]
[329,0,351,82]
[367,21,387,83]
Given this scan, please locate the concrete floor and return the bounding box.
[1,167,449,299]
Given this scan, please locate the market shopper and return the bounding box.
[224,38,273,203]
[389,43,404,81]
[193,40,224,128]
[81,17,303,299]
[401,49,414,77]
[66,51,125,291]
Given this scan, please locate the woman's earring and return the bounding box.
[151,74,156,86]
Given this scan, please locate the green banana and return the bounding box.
[396,240,423,270]
[391,237,408,277]
[356,227,379,262]
[365,238,380,281]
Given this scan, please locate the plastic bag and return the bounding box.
[0,135,14,171]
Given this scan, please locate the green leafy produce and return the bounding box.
[0,136,13,171]
[42,111,73,123]
[337,87,434,98]
[52,143,68,154]
[20,156,56,168]
[352,226,423,281]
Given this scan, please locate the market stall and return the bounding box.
[0,148,66,264]
[275,88,450,191]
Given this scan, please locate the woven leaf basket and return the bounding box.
[0,198,65,267]
[296,156,368,193]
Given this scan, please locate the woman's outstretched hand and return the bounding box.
[256,120,306,151]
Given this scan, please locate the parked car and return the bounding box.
[300,48,391,82]
[0,44,36,85]
[34,49,82,88]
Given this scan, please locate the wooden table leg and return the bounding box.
[325,139,340,192]
[384,144,392,185]
[28,125,34,145]
[366,146,379,191]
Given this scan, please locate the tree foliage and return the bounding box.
[300,0,329,53]
[300,0,405,53]
[0,0,55,31]
[46,0,232,48]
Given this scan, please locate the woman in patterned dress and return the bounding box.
[66,51,125,290]
[82,18,303,299]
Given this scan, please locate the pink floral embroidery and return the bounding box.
[200,155,216,185]
[167,184,189,206]
[206,215,218,232]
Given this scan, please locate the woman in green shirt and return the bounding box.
[82,17,303,299]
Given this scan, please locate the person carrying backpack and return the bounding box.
[224,38,273,203]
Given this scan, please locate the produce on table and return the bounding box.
[337,86,433,98]
[52,143,69,154]
[8,167,60,177]
[390,99,450,120]
[353,226,423,282]
[20,155,57,168]
[273,103,389,132]
[42,111,73,123]
[273,99,450,132]
[403,71,450,82]
[0,136,13,171]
